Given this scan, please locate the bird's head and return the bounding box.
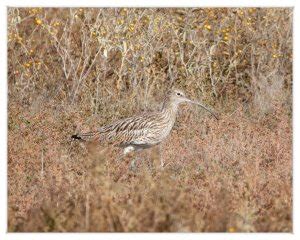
[166,89,219,120]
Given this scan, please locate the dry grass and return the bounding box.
[7,7,292,232]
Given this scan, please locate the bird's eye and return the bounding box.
[176,92,181,96]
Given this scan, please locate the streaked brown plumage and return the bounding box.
[72,89,218,154]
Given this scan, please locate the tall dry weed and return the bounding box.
[8,8,292,232]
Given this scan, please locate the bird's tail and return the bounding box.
[71,131,101,142]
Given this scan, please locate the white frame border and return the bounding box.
[1,1,298,240]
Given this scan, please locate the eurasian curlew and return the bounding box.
[72,89,218,155]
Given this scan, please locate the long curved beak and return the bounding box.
[185,98,219,120]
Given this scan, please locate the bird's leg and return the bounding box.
[139,148,152,171]
[158,144,165,168]
[130,156,137,171]
[123,145,139,171]
[130,152,143,171]
[146,149,153,169]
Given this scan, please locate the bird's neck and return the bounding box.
[161,100,179,118]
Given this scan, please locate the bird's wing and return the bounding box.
[99,112,159,146]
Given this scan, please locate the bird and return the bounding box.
[71,89,218,155]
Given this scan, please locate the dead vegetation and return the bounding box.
[7,8,292,232]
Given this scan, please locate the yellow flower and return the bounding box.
[249,8,255,13]
[117,19,124,25]
[238,10,244,15]
[143,16,150,24]
[128,23,135,32]
[29,8,38,14]
[177,16,183,21]
[35,18,42,25]
[228,227,236,233]
[121,8,128,16]
[204,24,212,30]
